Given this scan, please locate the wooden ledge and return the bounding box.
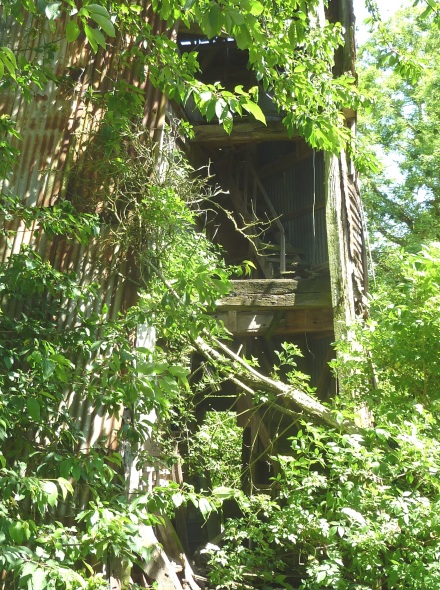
[216,278,331,310]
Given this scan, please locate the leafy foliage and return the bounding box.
[205,244,440,590]
[0,0,361,153]
[0,121,236,587]
[186,412,243,489]
[4,0,440,589]
[358,4,440,272]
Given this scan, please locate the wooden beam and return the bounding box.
[196,336,361,434]
[215,308,333,336]
[216,278,331,310]
[191,114,354,145]
[191,120,300,144]
[236,393,272,452]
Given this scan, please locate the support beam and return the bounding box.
[191,120,300,144]
[216,278,331,310]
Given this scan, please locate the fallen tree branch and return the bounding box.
[195,335,361,435]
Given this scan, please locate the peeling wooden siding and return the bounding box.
[325,152,368,341]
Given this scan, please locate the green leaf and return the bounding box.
[41,480,58,507]
[30,568,47,590]
[71,463,82,481]
[92,27,106,49]
[26,397,41,421]
[205,3,222,38]
[3,355,13,370]
[57,477,73,500]
[66,19,80,42]
[198,497,213,518]
[234,25,252,50]
[45,1,61,19]
[242,100,266,124]
[223,114,233,134]
[341,507,366,526]
[167,365,189,378]
[212,486,237,500]
[21,562,38,579]
[0,49,17,79]
[172,492,185,508]
[9,521,24,544]
[89,13,115,37]
[227,8,245,25]
[84,24,98,52]
[42,358,55,380]
[1,47,17,68]
[205,99,216,122]
[249,0,264,16]
[87,3,111,17]
[288,20,298,45]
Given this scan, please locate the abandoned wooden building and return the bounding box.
[0,0,368,587]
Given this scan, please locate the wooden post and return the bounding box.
[325,152,356,339]
[325,152,372,427]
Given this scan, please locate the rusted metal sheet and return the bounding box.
[0,6,169,452]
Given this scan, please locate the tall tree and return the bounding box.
[358,4,440,266]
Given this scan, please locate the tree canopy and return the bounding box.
[358,2,440,264]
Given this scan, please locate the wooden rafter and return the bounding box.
[192,120,300,144]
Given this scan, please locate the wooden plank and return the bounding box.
[216,308,334,336]
[325,152,356,334]
[216,278,331,310]
[191,120,300,144]
[216,311,274,335]
[192,118,352,146]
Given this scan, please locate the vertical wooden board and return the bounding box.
[325,152,356,340]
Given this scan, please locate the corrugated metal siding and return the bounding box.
[0,7,169,451]
[259,146,328,266]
